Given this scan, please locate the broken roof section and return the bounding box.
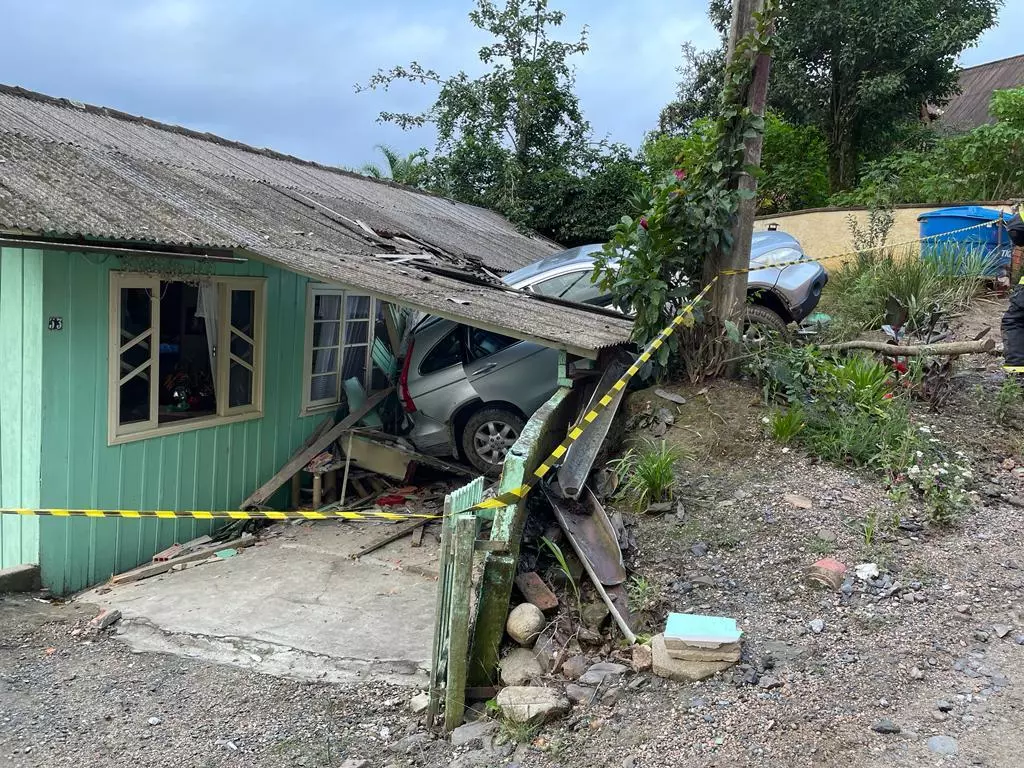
[0,85,634,356]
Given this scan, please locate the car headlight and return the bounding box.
[751,247,805,267]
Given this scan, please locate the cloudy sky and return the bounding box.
[0,1,1016,170]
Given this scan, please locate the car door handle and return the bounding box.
[471,362,498,377]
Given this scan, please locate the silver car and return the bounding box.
[400,231,827,474]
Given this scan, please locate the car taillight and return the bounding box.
[398,340,417,413]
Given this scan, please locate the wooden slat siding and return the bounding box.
[37,250,324,593]
[0,247,43,568]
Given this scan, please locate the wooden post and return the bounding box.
[444,513,477,731]
[705,0,772,344]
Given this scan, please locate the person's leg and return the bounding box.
[1002,287,1024,372]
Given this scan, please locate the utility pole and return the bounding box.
[706,0,772,346]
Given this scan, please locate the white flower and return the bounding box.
[908,465,921,476]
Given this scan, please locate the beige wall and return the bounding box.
[754,203,1015,271]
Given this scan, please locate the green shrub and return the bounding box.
[766,406,805,443]
[609,439,686,512]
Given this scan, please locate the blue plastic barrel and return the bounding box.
[917,205,1010,275]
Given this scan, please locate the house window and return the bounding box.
[302,286,379,414]
[108,272,266,444]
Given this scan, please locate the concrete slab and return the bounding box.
[79,521,441,686]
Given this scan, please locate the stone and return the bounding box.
[871,719,900,734]
[936,700,953,712]
[690,542,709,557]
[665,643,741,663]
[930,711,948,722]
[560,655,588,680]
[926,735,959,756]
[500,648,543,686]
[855,563,880,581]
[532,628,558,672]
[758,675,783,690]
[973,630,991,643]
[579,662,629,686]
[340,761,369,768]
[451,720,497,748]
[147,717,162,726]
[506,603,545,646]
[691,575,716,587]
[408,692,429,714]
[581,601,610,629]
[910,666,925,680]
[955,604,971,614]
[565,684,596,705]
[622,757,638,768]
[577,627,603,645]
[784,493,813,510]
[809,619,825,634]
[388,733,430,754]
[495,687,569,724]
[90,609,122,630]
[632,644,653,672]
[815,528,838,543]
[993,623,1012,638]
[651,634,735,683]
[601,688,622,706]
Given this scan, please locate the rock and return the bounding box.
[815,528,838,543]
[495,687,569,724]
[936,700,953,712]
[581,601,610,629]
[871,719,900,734]
[646,501,674,514]
[809,619,825,634]
[690,542,709,557]
[560,655,588,680]
[147,717,162,726]
[931,710,948,722]
[973,630,991,643]
[910,666,925,680]
[451,720,497,748]
[500,648,543,686]
[601,687,622,706]
[90,609,122,630]
[388,733,430,754]
[565,684,596,705]
[340,761,370,768]
[622,757,638,768]
[654,388,686,405]
[758,675,783,690]
[993,623,1012,638]
[784,493,813,510]
[632,643,653,672]
[855,563,880,581]
[532,628,557,672]
[955,604,971,614]
[506,603,545,646]
[691,575,716,587]
[577,627,603,645]
[409,692,429,714]
[651,634,735,682]
[927,735,959,756]
[449,749,495,768]
[579,662,629,686]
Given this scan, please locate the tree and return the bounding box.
[661,0,1001,192]
[358,0,595,234]
[360,144,429,187]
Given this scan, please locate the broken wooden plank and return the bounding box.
[353,518,429,558]
[515,571,559,612]
[411,524,425,548]
[240,389,391,509]
[350,429,475,477]
[110,534,255,585]
[152,544,183,562]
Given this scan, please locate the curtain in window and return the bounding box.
[310,293,343,403]
[194,279,219,396]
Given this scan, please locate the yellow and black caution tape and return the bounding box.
[0,508,440,521]
[0,216,1006,524]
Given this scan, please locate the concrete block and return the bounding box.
[0,564,41,593]
[90,608,122,629]
[651,634,735,682]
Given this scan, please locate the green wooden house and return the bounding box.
[0,85,631,593]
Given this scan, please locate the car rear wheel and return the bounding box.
[743,305,788,344]
[462,407,526,476]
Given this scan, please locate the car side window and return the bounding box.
[466,327,518,362]
[530,272,583,299]
[531,270,611,306]
[420,327,464,374]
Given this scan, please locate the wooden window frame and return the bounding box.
[107,272,267,446]
[301,284,375,416]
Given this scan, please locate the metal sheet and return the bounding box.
[543,482,626,587]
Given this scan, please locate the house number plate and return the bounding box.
[48,316,63,331]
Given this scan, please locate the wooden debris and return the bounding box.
[353,518,429,558]
[110,534,255,585]
[819,338,995,356]
[152,544,183,562]
[240,389,391,509]
[90,608,122,629]
[515,572,559,612]
[411,525,426,548]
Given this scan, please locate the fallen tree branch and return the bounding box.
[819,339,995,357]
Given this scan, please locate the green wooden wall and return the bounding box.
[38,251,323,593]
[0,248,43,569]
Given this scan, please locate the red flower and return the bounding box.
[893,361,908,374]
[674,168,687,181]
[640,216,649,230]
[883,392,893,399]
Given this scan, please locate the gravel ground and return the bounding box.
[2,309,1022,768]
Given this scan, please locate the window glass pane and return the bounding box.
[312,348,338,375]
[121,339,150,371]
[314,293,343,321]
[420,328,463,374]
[312,320,340,348]
[120,287,151,336]
[120,379,150,425]
[230,333,254,364]
[561,273,611,305]
[229,361,253,407]
[467,328,517,361]
[341,346,368,384]
[310,373,338,403]
[346,295,370,320]
[231,289,255,336]
[530,273,582,298]
[345,319,369,345]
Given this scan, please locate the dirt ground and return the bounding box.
[2,301,1023,768]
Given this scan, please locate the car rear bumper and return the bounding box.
[406,412,456,457]
[778,263,828,321]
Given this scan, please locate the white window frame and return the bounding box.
[107,272,267,445]
[301,285,376,416]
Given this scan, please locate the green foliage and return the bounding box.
[609,439,686,512]
[757,113,830,213]
[593,5,776,362]
[541,536,579,607]
[765,406,805,443]
[995,376,1024,426]
[360,144,430,187]
[835,87,1024,205]
[626,575,662,613]
[861,509,879,547]
[847,205,895,253]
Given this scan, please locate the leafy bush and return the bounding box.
[765,406,805,443]
[609,439,685,511]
